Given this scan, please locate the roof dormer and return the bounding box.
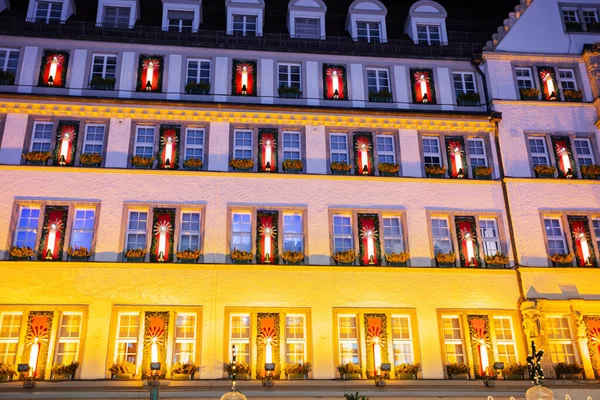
[162,0,202,32]
[96,0,140,28]
[346,0,387,43]
[405,0,448,45]
[226,0,265,36]
[0,0,10,14]
[288,0,327,40]
[26,0,76,23]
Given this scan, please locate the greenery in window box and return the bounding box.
[447,363,470,377]
[333,249,356,265]
[177,249,200,261]
[533,164,556,177]
[0,362,14,381]
[519,88,540,100]
[565,21,583,32]
[185,82,210,95]
[184,158,203,170]
[377,162,399,176]
[22,151,52,165]
[67,246,91,261]
[284,362,311,378]
[0,70,15,85]
[554,362,583,378]
[330,161,352,174]
[80,153,103,166]
[109,361,136,379]
[9,246,35,260]
[502,363,526,379]
[368,89,392,103]
[231,248,253,263]
[51,361,79,380]
[171,362,198,379]
[484,252,509,268]
[395,363,420,379]
[563,89,583,102]
[385,252,410,266]
[224,361,252,378]
[125,248,146,261]
[582,164,600,179]
[278,85,302,98]
[344,392,368,400]
[338,362,362,377]
[549,253,573,266]
[424,165,446,177]
[130,155,155,168]
[457,91,480,106]
[90,76,116,90]
[282,159,303,172]
[229,158,254,171]
[281,250,304,264]
[436,252,456,266]
[587,21,600,32]
[474,166,492,177]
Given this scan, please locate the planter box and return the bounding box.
[10,256,31,261]
[185,166,202,171]
[234,167,253,172]
[91,83,115,91]
[426,172,445,179]
[336,261,355,266]
[438,262,455,268]
[283,168,302,174]
[0,374,13,381]
[52,373,72,381]
[344,373,361,380]
[387,262,407,267]
[535,172,554,179]
[284,260,303,265]
[126,257,144,263]
[450,373,469,380]
[474,173,492,180]
[486,263,506,269]
[554,262,572,267]
[232,259,251,264]
[0,79,14,86]
[69,256,89,262]
[561,373,583,380]
[27,160,48,166]
[565,97,583,103]
[380,171,398,177]
[370,95,392,103]
[331,169,350,175]
[521,95,539,101]
[279,92,301,99]
[179,258,198,264]
[172,373,191,380]
[133,165,152,169]
[236,373,249,380]
[187,88,209,95]
[396,373,415,380]
[457,99,480,107]
[80,163,100,168]
[504,373,524,380]
[287,373,306,380]
[113,374,132,380]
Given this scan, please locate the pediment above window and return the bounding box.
[26,0,76,22]
[346,0,387,43]
[404,0,448,45]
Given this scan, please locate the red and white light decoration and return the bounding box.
[258,317,277,365]
[259,223,277,263]
[413,71,431,103]
[573,226,592,266]
[142,58,160,91]
[260,134,276,172]
[366,318,385,377]
[325,67,345,99]
[57,127,76,165]
[43,219,63,260]
[355,138,372,175]
[460,228,477,266]
[160,130,178,169]
[41,53,66,87]
[146,316,166,364]
[555,141,573,178]
[470,319,491,376]
[27,315,50,378]
[540,69,557,101]
[153,220,173,262]
[360,226,378,265]
[448,141,465,178]
[236,63,254,95]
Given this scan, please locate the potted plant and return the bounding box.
[67,246,91,262]
[344,392,368,400]
[284,362,311,379]
[109,361,136,380]
[554,362,584,379]
[0,70,15,86]
[550,253,573,267]
[425,165,446,178]
[80,153,103,168]
[333,249,356,266]
[385,252,410,267]
[0,362,14,381]
[9,246,35,261]
[533,165,556,178]
[378,163,399,177]
[283,159,303,174]
[485,252,509,269]
[395,363,420,380]
[473,166,493,180]
[171,362,198,380]
[184,158,203,171]
[229,158,254,172]
[22,151,52,166]
[447,363,470,380]
[125,248,146,262]
[502,363,526,380]
[281,250,304,265]
[330,161,352,175]
[338,363,362,380]
[369,89,392,103]
[51,361,79,380]
[231,248,253,264]
[176,249,200,264]
[581,164,600,179]
[130,156,155,169]
[565,21,583,32]
[185,82,211,95]
[520,88,541,101]
[224,362,251,380]
[90,76,116,90]
[563,89,583,102]
[278,85,302,99]
[457,92,480,106]
[436,252,456,268]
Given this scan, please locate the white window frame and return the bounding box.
[278,63,302,90]
[366,68,390,96]
[0,48,20,75]
[574,138,595,166]
[233,129,253,160]
[100,4,133,28]
[178,211,201,252]
[134,126,155,158]
[54,312,83,365]
[431,216,453,255]
[282,131,301,162]
[593,218,600,250]
[231,211,252,253]
[70,208,96,252]
[528,137,550,167]
[544,217,569,257]
[184,128,205,162]
[0,312,23,365]
[416,24,441,44]
[583,8,599,24]
[546,316,577,364]
[422,136,442,167]
[13,205,41,249]
[282,212,303,253]
[30,121,53,152]
[285,314,307,364]
[229,313,251,364]
[467,138,488,168]
[293,17,322,39]
[337,314,359,365]
[376,135,396,164]
[382,216,404,255]
[492,316,518,365]
[90,54,117,81]
[34,0,63,23]
[114,312,141,364]
[453,71,477,96]
[562,8,580,23]
[173,312,197,364]
[231,14,258,36]
[479,218,501,257]
[166,10,195,32]
[332,214,353,254]
[82,123,105,155]
[356,21,382,42]
[516,67,535,90]
[330,133,349,164]
[391,315,414,365]
[125,210,148,252]
[441,316,465,365]
[558,68,578,92]
[186,59,211,86]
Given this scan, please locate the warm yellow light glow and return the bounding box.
[59,133,70,163]
[464,232,475,266]
[419,75,428,102]
[28,337,40,377]
[373,336,381,374]
[579,232,591,265]
[265,337,273,364]
[146,62,155,89]
[241,66,248,92]
[48,57,58,84]
[265,140,272,168]
[151,336,159,364]
[46,224,58,256]
[478,338,489,375]
[165,137,173,166]
[158,226,167,262]
[331,70,339,95]
[559,148,572,173]
[360,144,368,172]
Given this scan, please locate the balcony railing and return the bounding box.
[0,17,486,59]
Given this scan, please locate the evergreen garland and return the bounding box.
[258,129,279,173]
[21,311,54,379]
[322,64,348,100]
[467,315,494,378]
[357,213,381,266]
[156,125,180,170]
[141,311,170,378]
[149,208,176,263]
[231,59,257,96]
[136,55,164,93]
[567,216,596,267]
[38,50,70,88]
[256,210,279,264]
[364,313,389,379]
[256,313,281,379]
[537,66,560,101]
[37,206,69,261]
[454,216,481,267]
[445,136,468,179]
[353,132,375,176]
[551,136,577,178]
[53,120,80,166]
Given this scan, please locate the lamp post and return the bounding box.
[221,345,247,400]
[525,340,555,400]
[148,362,161,400]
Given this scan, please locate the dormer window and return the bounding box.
[288,0,327,40]
[97,0,139,29]
[226,0,264,36]
[405,0,448,45]
[347,0,387,43]
[233,14,257,35]
[162,0,201,33]
[294,17,321,39]
[356,21,380,42]
[35,1,62,23]
[0,0,9,14]
[416,24,440,44]
[168,10,193,31]
[104,6,130,27]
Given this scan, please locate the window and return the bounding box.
[338,315,359,364]
[179,212,201,252]
[285,315,306,364]
[593,218,600,251]
[294,17,321,39]
[558,69,578,92]
[30,121,53,152]
[186,60,210,86]
[115,313,139,363]
[233,130,252,160]
[356,21,381,42]
[493,317,517,364]
[442,316,464,364]
[35,1,62,23]
[103,6,131,28]
[282,131,301,162]
[184,128,205,162]
[0,312,22,364]
[126,211,148,251]
[431,217,452,255]
[134,126,155,158]
[278,63,301,90]
[283,213,303,253]
[376,135,395,164]
[366,68,390,96]
[330,133,349,164]
[383,217,404,255]
[416,25,441,44]
[544,218,568,256]
[467,138,488,167]
[55,313,82,365]
[231,212,252,253]
[480,218,501,257]
[91,54,117,82]
[0,49,19,76]
[82,124,105,155]
[583,9,599,24]
[516,67,535,90]
[574,138,595,166]
[546,317,576,364]
[332,214,353,254]
[70,209,95,251]
[528,137,550,167]
[14,206,40,249]
[168,10,194,32]
[232,15,257,36]
[453,72,476,98]
[229,314,250,363]
[422,137,442,167]
[173,313,196,364]
[562,8,579,23]
[391,316,413,364]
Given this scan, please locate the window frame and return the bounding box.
[382,215,405,256]
[542,216,570,260]
[558,68,578,92]
[113,311,141,364]
[124,209,149,255]
[527,135,551,168]
[277,63,302,91]
[293,17,322,39]
[173,312,198,364]
[355,21,382,42]
[366,67,391,97]
[573,137,596,166]
[282,212,304,253]
[284,313,307,364]
[0,48,20,76]
[133,125,156,159]
[102,5,131,28]
[375,134,396,165]
[90,53,118,83]
[281,130,302,164]
[183,127,206,164]
[81,123,106,157]
[416,24,441,45]
[13,205,42,250]
[329,132,350,167]
[178,211,202,253]
[53,311,83,365]
[0,312,23,365]
[545,316,578,365]
[186,59,211,87]
[467,137,488,168]
[337,313,360,365]
[232,129,253,162]
[231,14,258,36]
[492,316,518,365]
[422,135,443,168]
[34,0,63,23]
[390,314,414,365]
[30,121,54,153]
[515,67,536,92]
[69,208,96,253]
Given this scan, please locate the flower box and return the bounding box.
[438,262,455,268]
[457,99,480,107]
[332,169,349,175]
[426,172,445,179]
[10,256,30,261]
[91,82,115,91]
[554,262,572,268]
[113,374,132,380]
[284,169,301,174]
[522,95,539,101]
[52,373,72,381]
[232,259,251,264]
[287,373,306,380]
[504,373,524,380]
[0,78,14,86]
[565,21,583,32]
[172,373,192,380]
[387,262,406,267]
[336,261,354,266]
[0,71,16,86]
[126,257,144,263]
[486,263,506,269]
[186,88,209,95]
[450,373,469,380]
[185,166,202,171]
[396,373,415,380]
[134,165,152,170]
[179,258,197,264]
[0,374,13,381]
[236,373,249,380]
[280,92,302,99]
[81,163,100,168]
[560,373,583,380]
[344,373,362,380]
[69,256,89,262]
[285,260,302,265]
[234,167,253,172]
[380,171,397,177]
[565,97,583,103]
[370,95,392,103]
[28,159,48,166]
[475,174,491,180]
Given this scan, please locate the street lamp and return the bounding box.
[262,363,275,387]
[525,340,554,400]
[221,345,247,400]
[17,364,34,389]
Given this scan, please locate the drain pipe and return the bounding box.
[472,53,490,110]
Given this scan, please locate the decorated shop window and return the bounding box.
[455,216,481,267]
[357,213,381,266]
[38,206,69,261]
[22,311,54,379]
[258,129,278,173]
[150,208,176,263]
[323,64,347,100]
[445,136,468,179]
[256,210,279,264]
[157,125,180,169]
[256,313,280,378]
[467,315,494,378]
[353,133,374,176]
[232,59,257,96]
[38,50,69,88]
[364,314,389,379]
[551,136,577,178]
[568,216,596,267]
[141,311,169,378]
[538,66,559,101]
[411,69,435,104]
[136,55,164,92]
[53,120,80,166]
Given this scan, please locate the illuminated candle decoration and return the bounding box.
[28,336,40,377]
[258,132,277,172]
[241,66,248,94]
[259,223,277,263]
[539,68,557,101]
[555,141,573,178]
[158,127,180,169]
[588,319,600,359]
[366,316,387,378]
[324,64,346,100]
[360,226,378,265]
[258,314,279,374]
[153,220,173,262]
[412,69,434,104]
[151,336,159,363]
[39,51,68,87]
[447,140,465,178]
[48,57,58,86]
[569,216,596,267]
[137,55,163,92]
[460,229,476,266]
[353,133,374,176]
[456,216,480,267]
[143,313,168,377]
[256,210,279,264]
[469,317,491,378]
[265,337,273,364]
[43,218,63,260]
[151,209,176,263]
[372,336,382,374]
[233,60,256,96]
[52,121,80,167]
[264,140,272,170]
[358,214,381,266]
[26,313,52,379]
